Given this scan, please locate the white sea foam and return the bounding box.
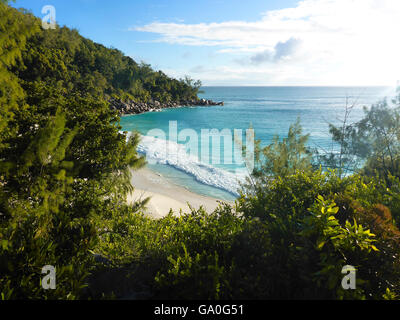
[125,132,247,196]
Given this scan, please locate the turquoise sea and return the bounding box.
[120,86,396,201]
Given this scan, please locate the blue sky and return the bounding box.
[12,0,400,86]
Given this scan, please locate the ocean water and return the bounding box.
[120,86,396,201]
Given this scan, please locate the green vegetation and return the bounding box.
[0,2,148,299]
[1,1,400,300]
[317,92,400,180]
[7,4,201,106]
[88,168,400,300]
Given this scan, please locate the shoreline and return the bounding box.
[127,166,235,219]
[111,98,224,116]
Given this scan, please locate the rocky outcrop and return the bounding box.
[109,98,224,115]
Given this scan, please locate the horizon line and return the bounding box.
[200,85,396,88]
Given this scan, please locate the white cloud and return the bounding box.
[249,37,303,64]
[134,0,400,85]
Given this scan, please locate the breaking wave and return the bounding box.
[127,133,247,196]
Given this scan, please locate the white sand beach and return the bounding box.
[127,167,235,219]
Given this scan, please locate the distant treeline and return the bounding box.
[11,6,201,104]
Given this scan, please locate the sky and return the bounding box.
[12,0,400,86]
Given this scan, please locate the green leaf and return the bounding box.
[317,240,326,250]
[1,240,8,250]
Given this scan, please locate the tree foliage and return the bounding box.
[0,1,39,150]
[243,118,313,193]
[13,19,201,104]
[0,3,147,299]
[320,89,400,181]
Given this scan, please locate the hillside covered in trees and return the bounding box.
[8,3,202,107]
[1,0,400,301]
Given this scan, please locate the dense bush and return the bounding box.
[89,171,400,300]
